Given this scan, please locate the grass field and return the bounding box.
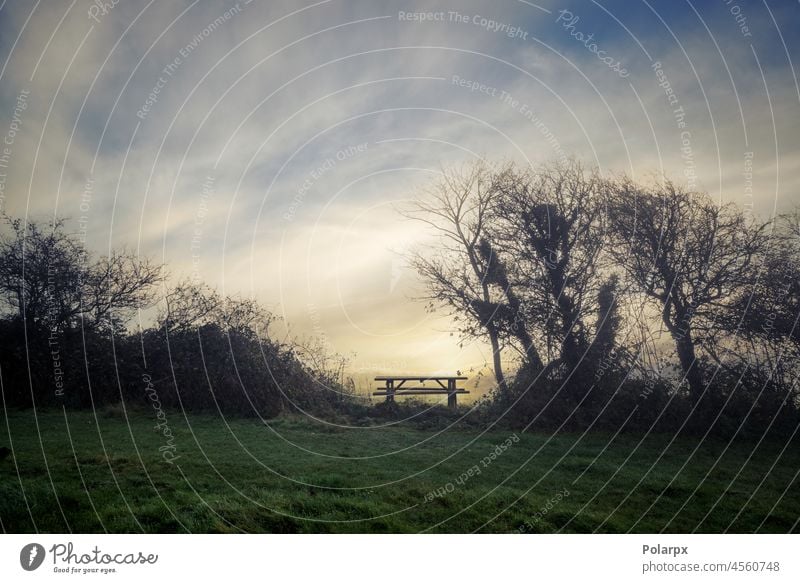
[1,408,798,533]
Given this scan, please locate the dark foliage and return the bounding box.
[0,218,353,418]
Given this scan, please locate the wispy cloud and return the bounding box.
[1,0,798,387]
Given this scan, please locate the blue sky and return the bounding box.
[0,0,798,386]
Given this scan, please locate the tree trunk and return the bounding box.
[501,287,544,371]
[487,325,507,393]
[673,329,703,404]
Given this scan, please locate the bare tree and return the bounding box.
[475,236,544,369]
[607,180,768,403]
[158,281,286,340]
[490,161,613,374]
[406,160,618,392]
[158,281,224,333]
[403,161,511,391]
[0,216,162,332]
[720,209,800,389]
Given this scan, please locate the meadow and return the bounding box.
[1,408,797,533]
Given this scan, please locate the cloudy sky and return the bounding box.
[1,0,799,389]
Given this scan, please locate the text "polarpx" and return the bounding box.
[643,544,688,557]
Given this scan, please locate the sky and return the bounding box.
[0,0,799,395]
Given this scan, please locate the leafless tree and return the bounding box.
[607,180,768,403]
[402,160,510,391]
[718,209,800,390]
[406,160,619,390]
[489,161,613,374]
[158,281,286,340]
[0,216,162,332]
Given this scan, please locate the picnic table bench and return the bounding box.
[373,375,469,409]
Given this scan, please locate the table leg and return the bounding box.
[448,378,456,409]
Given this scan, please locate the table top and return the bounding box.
[374,375,468,381]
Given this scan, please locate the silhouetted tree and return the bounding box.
[489,161,612,377]
[0,216,162,332]
[404,161,511,391]
[607,180,768,404]
[0,216,163,406]
[476,237,543,369]
[716,209,800,391]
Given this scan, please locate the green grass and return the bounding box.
[1,408,798,533]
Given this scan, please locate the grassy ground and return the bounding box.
[1,407,798,533]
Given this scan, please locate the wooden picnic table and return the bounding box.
[373,375,469,409]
